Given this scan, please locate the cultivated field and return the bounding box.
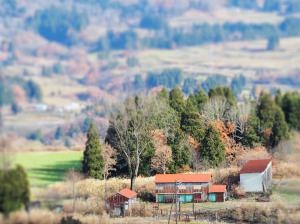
[137,37,300,79]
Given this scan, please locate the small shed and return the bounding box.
[106,188,137,216]
[208,185,227,202]
[240,159,272,193]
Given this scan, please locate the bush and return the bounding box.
[61,216,82,224]
[137,191,155,202]
[0,165,30,215]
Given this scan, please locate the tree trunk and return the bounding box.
[130,174,135,190]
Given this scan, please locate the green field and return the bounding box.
[12,151,82,187]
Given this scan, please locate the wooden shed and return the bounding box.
[240,159,272,193]
[106,188,137,216]
[208,185,227,202]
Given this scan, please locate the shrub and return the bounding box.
[0,165,30,215]
[61,216,82,224]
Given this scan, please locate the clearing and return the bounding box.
[11,151,82,187]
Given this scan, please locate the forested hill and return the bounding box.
[1,0,300,149]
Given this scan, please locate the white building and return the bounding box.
[240,159,272,193]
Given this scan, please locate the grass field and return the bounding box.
[12,151,82,187]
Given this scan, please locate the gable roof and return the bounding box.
[155,173,211,183]
[118,188,137,199]
[240,159,272,174]
[209,185,227,193]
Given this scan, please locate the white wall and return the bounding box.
[240,173,263,192]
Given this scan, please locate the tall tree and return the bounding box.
[208,86,236,106]
[240,114,261,148]
[181,100,205,142]
[151,131,173,174]
[106,96,175,189]
[102,143,117,180]
[280,92,300,131]
[256,93,289,148]
[269,108,289,149]
[82,122,104,179]
[200,125,225,167]
[169,87,185,114]
[167,127,192,172]
[187,89,208,112]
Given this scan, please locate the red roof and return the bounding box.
[240,159,272,174]
[155,174,211,183]
[118,188,137,199]
[209,185,227,193]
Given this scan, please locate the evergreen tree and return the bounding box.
[0,165,30,216]
[269,108,289,149]
[54,126,64,140]
[187,89,208,112]
[82,122,104,179]
[267,33,280,51]
[280,92,300,130]
[256,93,289,148]
[169,87,185,114]
[200,125,225,167]
[256,93,277,130]
[181,100,205,142]
[208,86,236,106]
[182,78,197,95]
[167,127,192,172]
[240,114,261,148]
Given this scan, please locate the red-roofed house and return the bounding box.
[106,188,137,216]
[208,185,227,202]
[240,159,272,192]
[155,174,212,203]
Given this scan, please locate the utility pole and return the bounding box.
[175,180,182,224]
[175,180,178,224]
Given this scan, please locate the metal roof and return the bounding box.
[155,173,211,183]
[240,159,272,174]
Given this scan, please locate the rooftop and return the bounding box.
[118,188,137,199]
[240,159,272,174]
[155,173,211,183]
[209,185,227,193]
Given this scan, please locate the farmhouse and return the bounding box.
[208,185,227,202]
[155,173,211,203]
[240,159,272,193]
[106,188,137,216]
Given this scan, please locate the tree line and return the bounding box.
[82,86,297,190]
[133,71,247,97]
[97,17,300,51]
[0,76,42,112]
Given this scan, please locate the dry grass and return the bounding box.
[5,209,61,224]
[169,8,283,27]
[138,37,300,78]
[38,176,155,203]
[273,162,300,178]
[130,202,153,217]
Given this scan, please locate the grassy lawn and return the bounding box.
[272,178,300,207]
[12,151,82,187]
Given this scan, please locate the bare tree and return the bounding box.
[202,97,251,141]
[151,131,173,174]
[65,170,83,215]
[102,143,117,180]
[230,102,251,140]
[108,95,175,189]
[202,96,231,122]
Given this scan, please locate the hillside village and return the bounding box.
[1,0,300,224]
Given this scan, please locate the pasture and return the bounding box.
[12,151,82,187]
